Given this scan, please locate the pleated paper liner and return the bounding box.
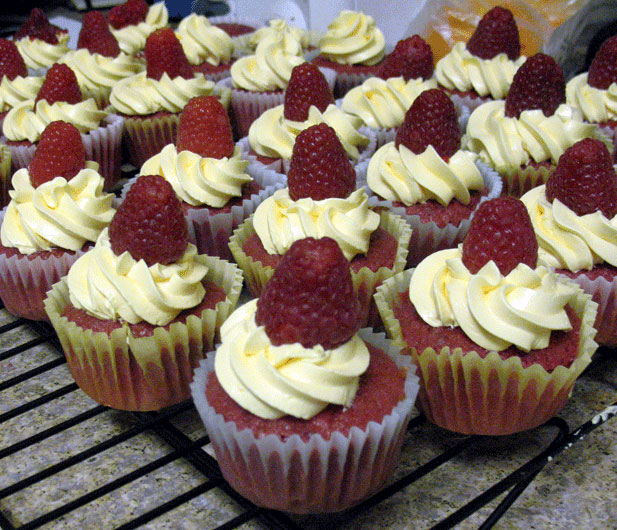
[0,144,11,208]
[190,328,419,513]
[44,256,244,411]
[375,268,598,436]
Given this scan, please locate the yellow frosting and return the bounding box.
[318,10,385,66]
[521,185,617,271]
[465,101,597,175]
[248,103,368,160]
[176,14,233,66]
[341,76,438,129]
[109,71,214,115]
[253,188,379,260]
[140,144,251,207]
[230,32,305,92]
[2,99,108,142]
[15,32,70,70]
[566,73,617,123]
[110,2,169,55]
[435,42,525,99]
[67,228,208,326]
[0,75,43,112]
[1,162,114,254]
[247,19,311,51]
[367,143,483,206]
[409,247,578,352]
[214,299,370,419]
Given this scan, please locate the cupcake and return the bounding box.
[465,53,608,197]
[108,0,169,56]
[191,236,419,513]
[364,88,501,267]
[137,95,284,259]
[435,6,525,111]
[59,11,144,110]
[1,63,124,190]
[230,123,410,327]
[110,27,230,168]
[242,62,373,175]
[312,10,386,98]
[44,174,243,411]
[0,121,115,320]
[521,138,617,347]
[375,197,598,435]
[238,18,317,56]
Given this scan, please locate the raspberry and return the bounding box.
[14,8,64,45]
[283,63,334,121]
[35,63,82,106]
[395,88,460,160]
[176,95,234,159]
[109,175,188,266]
[546,138,617,218]
[287,123,356,201]
[462,197,538,275]
[588,35,617,90]
[145,27,193,81]
[505,53,565,119]
[78,11,120,58]
[108,0,149,30]
[466,6,520,61]
[0,39,27,81]
[377,35,434,81]
[255,237,361,349]
[28,121,86,188]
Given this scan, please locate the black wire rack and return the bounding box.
[1,310,616,530]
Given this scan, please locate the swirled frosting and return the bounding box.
[435,42,525,99]
[109,71,214,115]
[248,103,369,160]
[110,2,169,55]
[465,101,597,175]
[15,32,70,70]
[1,162,114,254]
[566,73,617,123]
[176,14,233,66]
[67,229,208,326]
[318,10,385,66]
[341,76,438,129]
[140,144,251,207]
[521,185,617,271]
[247,19,311,51]
[253,188,379,260]
[230,32,305,92]
[2,99,108,142]
[59,49,144,96]
[0,75,43,112]
[367,143,483,206]
[409,247,577,352]
[214,299,370,419]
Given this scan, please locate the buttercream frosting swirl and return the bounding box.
[214,299,370,419]
[247,19,311,51]
[318,10,385,66]
[465,101,597,175]
[248,103,368,160]
[409,247,577,352]
[110,2,169,55]
[2,99,108,142]
[435,42,525,99]
[109,71,214,115]
[1,161,114,254]
[566,73,617,123]
[341,76,438,129]
[176,14,233,66]
[0,75,43,112]
[253,188,379,260]
[521,185,617,271]
[140,144,251,207]
[67,229,208,326]
[367,143,483,206]
[15,32,70,70]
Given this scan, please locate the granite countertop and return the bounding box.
[1,306,616,530]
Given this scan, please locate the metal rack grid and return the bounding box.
[1,311,616,530]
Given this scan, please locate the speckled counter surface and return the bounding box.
[1,306,616,530]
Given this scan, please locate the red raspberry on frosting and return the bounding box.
[35,63,83,106]
[108,0,149,30]
[587,35,617,90]
[144,28,194,81]
[0,39,27,80]
[466,6,520,61]
[378,35,434,81]
[14,8,65,45]
[284,63,334,121]
[78,11,121,58]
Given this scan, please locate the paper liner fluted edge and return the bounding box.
[190,328,419,513]
[0,144,11,208]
